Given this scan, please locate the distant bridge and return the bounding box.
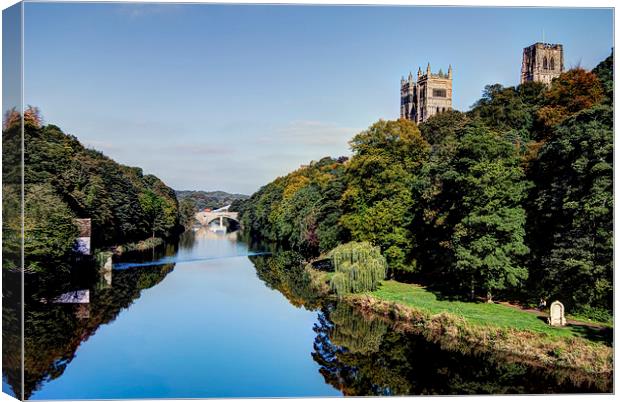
[195,205,239,227]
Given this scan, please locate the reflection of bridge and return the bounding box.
[195,205,239,227]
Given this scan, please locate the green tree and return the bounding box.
[417,111,470,274]
[592,52,613,105]
[23,183,78,273]
[340,119,430,276]
[528,105,613,312]
[240,156,347,255]
[469,82,545,137]
[139,190,164,239]
[23,116,181,249]
[179,198,198,230]
[446,124,530,301]
[329,241,387,295]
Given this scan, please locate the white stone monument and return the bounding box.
[548,300,566,327]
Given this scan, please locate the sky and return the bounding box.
[22,3,614,195]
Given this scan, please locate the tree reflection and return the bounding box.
[3,264,174,399]
[312,302,610,395]
[250,252,324,310]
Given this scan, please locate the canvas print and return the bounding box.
[1,1,615,399]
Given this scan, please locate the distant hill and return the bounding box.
[175,190,249,211]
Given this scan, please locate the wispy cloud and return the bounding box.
[116,4,181,20]
[167,143,235,156]
[256,120,360,147]
[82,139,120,153]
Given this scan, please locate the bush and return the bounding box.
[329,241,387,295]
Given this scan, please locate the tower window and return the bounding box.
[543,56,548,69]
[550,57,555,70]
[432,88,447,97]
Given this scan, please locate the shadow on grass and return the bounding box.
[535,316,613,345]
[424,282,479,302]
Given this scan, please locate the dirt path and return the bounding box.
[496,301,609,329]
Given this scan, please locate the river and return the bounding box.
[3,228,611,398]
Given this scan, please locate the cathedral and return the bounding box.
[400,42,564,123]
[400,64,453,124]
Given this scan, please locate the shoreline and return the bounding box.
[304,265,613,383]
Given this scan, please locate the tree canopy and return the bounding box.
[229,53,615,316]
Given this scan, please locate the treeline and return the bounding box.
[238,156,348,255]
[176,190,248,211]
[240,53,613,318]
[2,109,180,273]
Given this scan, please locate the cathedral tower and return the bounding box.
[400,64,452,124]
[520,42,564,86]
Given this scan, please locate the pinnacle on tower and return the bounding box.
[408,71,413,82]
[426,63,431,75]
[417,67,422,77]
[448,64,452,79]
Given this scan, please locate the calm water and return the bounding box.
[3,228,611,399]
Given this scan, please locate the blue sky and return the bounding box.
[23,3,613,194]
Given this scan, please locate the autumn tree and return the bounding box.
[536,68,604,137]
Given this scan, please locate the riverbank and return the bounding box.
[112,237,164,255]
[348,288,611,374]
[305,268,612,376]
[371,281,612,335]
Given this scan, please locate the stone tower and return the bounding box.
[520,42,564,86]
[400,63,453,124]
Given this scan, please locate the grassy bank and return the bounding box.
[339,281,612,376]
[370,281,611,338]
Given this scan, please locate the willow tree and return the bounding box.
[329,241,387,295]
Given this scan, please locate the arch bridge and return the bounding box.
[195,205,239,227]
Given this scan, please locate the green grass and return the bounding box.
[370,280,611,340]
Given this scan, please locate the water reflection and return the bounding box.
[5,231,612,399]
[250,252,324,310]
[14,264,175,399]
[2,271,22,398]
[310,302,611,395]
[254,253,612,395]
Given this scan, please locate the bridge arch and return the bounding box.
[195,210,240,226]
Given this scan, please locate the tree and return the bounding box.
[536,68,604,137]
[469,83,544,137]
[446,123,530,301]
[340,119,430,276]
[240,156,347,256]
[417,111,470,275]
[592,52,613,105]
[528,105,612,312]
[179,198,198,230]
[139,190,164,239]
[329,241,387,295]
[23,183,78,273]
[22,116,181,249]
